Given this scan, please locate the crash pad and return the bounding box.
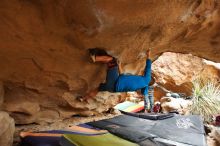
[20,124,106,146]
[148,115,207,146]
[120,110,174,120]
[87,114,207,146]
[67,125,107,134]
[61,133,138,146]
[114,101,144,112]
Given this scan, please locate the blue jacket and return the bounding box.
[115,59,152,95]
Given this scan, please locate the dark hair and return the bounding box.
[88,48,109,56]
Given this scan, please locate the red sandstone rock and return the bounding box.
[0,81,4,109]
[0,111,15,146]
[152,52,220,101]
[0,0,220,123]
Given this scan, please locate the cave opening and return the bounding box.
[1,0,220,145]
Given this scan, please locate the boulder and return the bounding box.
[0,0,220,123]
[3,98,41,124]
[63,91,124,115]
[160,96,191,114]
[210,128,220,144]
[2,89,123,124]
[4,101,40,115]
[0,111,15,146]
[208,127,220,146]
[152,52,220,101]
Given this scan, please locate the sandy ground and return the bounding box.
[13,113,118,146]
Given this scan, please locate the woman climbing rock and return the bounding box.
[79,48,153,111]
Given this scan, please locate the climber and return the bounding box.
[78,48,153,104]
[145,76,157,112]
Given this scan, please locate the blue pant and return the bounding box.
[99,59,151,94]
[144,86,154,112]
[98,66,119,92]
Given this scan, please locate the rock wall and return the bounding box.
[0,112,15,146]
[152,52,220,101]
[0,81,4,109]
[0,0,220,123]
[2,90,123,124]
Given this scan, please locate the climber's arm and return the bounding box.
[118,60,123,75]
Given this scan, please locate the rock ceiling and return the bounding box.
[0,0,219,123]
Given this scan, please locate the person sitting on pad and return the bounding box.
[79,48,153,106]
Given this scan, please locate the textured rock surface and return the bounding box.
[208,127,220,146]
[160,96,191,114]
[0,81,4,108]
[152,52,220,101]
[3,90,123,124]
[0,111,15,146]
[210,128,220,144]
[0,0,220,123]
